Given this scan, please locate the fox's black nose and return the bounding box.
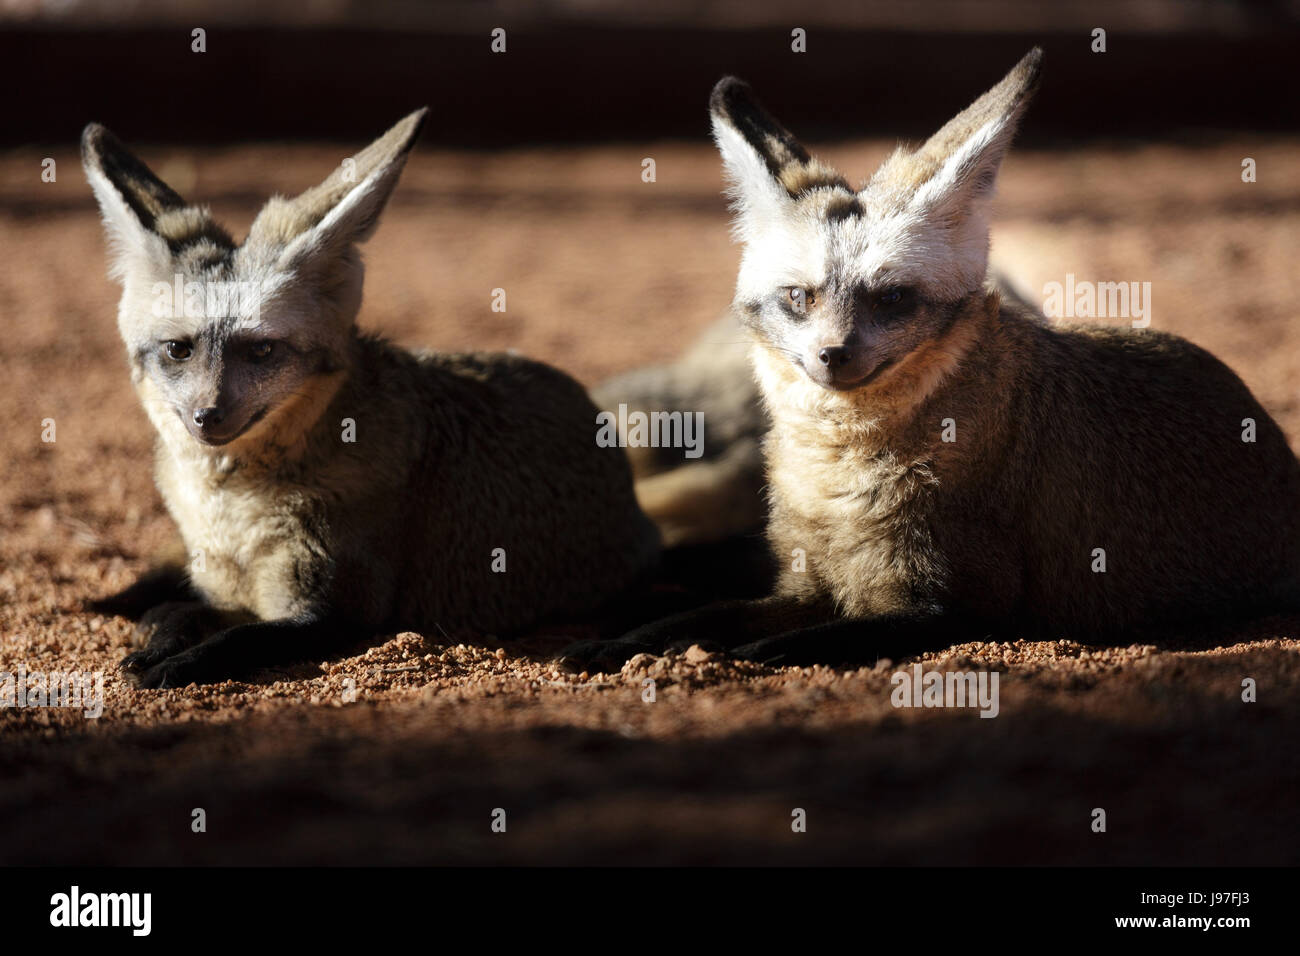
[193,406,225,428]
[818,346,853,368]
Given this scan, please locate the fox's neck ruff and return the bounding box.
[751,295,998,618]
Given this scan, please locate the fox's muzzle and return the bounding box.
[182,404,266,446]
[804,341,890,391]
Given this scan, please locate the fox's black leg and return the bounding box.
[590,589,717,641]
[87,564,196,620]
[134,613,358,689]
[120,601,235,683]
[731,609,994,668]
[558,595,835,671]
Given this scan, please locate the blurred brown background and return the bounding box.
[3,0,1300,145]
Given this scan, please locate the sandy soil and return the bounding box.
[1,138,1297,864]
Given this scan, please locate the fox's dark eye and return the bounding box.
[163,341,192,361]
[248,341,274,361]
[786,287,815,313]
[875,287,915,312]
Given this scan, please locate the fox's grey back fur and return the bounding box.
[83,111,659,671]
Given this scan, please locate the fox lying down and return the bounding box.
[84,110,658,687]
[562,49,1300,668]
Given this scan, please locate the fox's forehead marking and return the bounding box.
[194,319,233,352]
[835,216,924,289]
[153,206,236,256]
[738,186,861,291]
[777,160,851,198]
[174,242,235,275]
[741,194,955,302]
[796,186,861,220]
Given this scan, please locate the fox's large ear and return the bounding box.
[898,47,1042,224]
[709,78,846,239]
[82,124,223,280]
[248,108,428,271]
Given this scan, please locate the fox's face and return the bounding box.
[113,257,351,447]
[711,50,1041,393]
[82,110,427,453]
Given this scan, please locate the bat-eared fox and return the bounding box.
[83,110,659,687]
[562,48,1300,669]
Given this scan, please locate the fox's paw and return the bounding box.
[730,632,815,667]
[730,626,877,668]
[730,639,790,666]
[119,646,172,680]
[124,647,219,690]
[556,636,654,674]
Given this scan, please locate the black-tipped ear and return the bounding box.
[82,123,222,279]
[709,77,812,180]
[81,123,188,234]
[709,78,849,238]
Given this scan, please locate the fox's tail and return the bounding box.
[591,313,767,548]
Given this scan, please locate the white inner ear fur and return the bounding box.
[278,159,405,272]
[711,117,794,245]
[85,165,172,283]
[910,116,1011,214]
[899,115,1015,297]
[713,117,834,302]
